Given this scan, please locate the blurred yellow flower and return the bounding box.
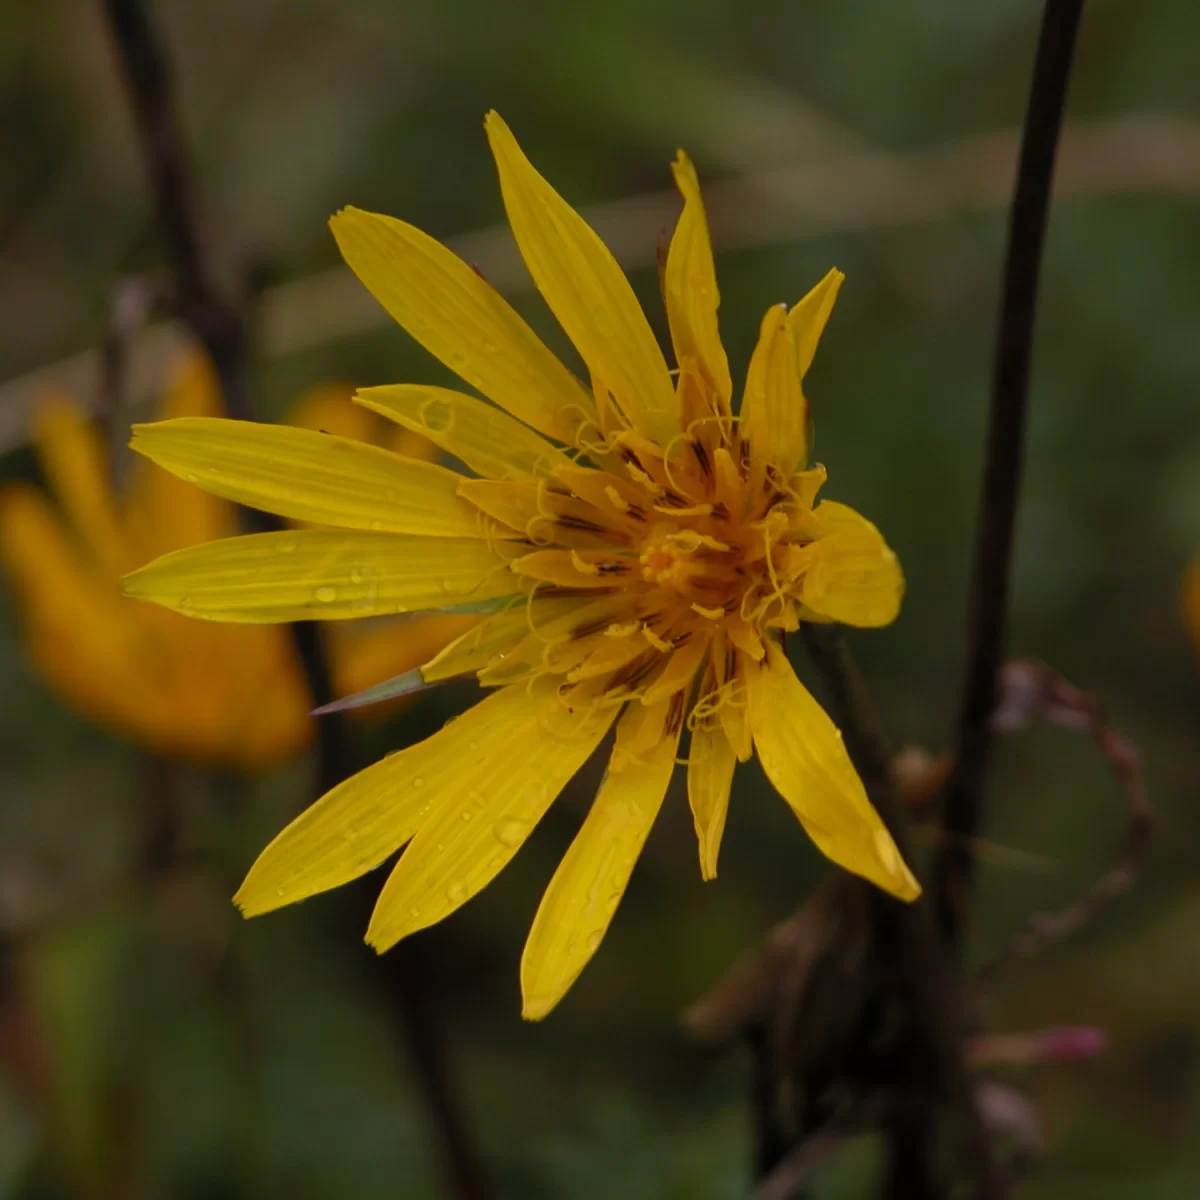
[0,355,472,770]
[124,112,915,1018]
[1183,556,1200,656]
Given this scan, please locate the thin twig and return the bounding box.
[933,0,1086,953]
[976,660,1153,980]
[98,0,346,787]
[801,626,1001,1200]
[100,4,489,1196]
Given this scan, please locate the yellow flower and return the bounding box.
[123,113,917,1019]
[0,354,471,770]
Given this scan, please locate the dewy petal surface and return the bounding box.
[366,680,616,950]
[484,111,678,443]
[131,418,491,538]
[236,683,556,915]
[356,384,571,480]
[521,699,681,1019]
[800,501,904,628]
[124,530,518,622]
[329,207,594,445]
[748,641,919,900]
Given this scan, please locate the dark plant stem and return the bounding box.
[802,626,1000,1200]
[101,5,489,1196]
[932,0,1085,953]
[99,0,345,779]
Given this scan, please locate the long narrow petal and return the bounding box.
[33,401,129,576]
[788,268,844,380]
[740,305,808,478]
[484,111,678,443]
[330,614,480,701]
[329,207,594,445]
[123,355,239,559]
[365,682,616,949]
[356,385,571,480]
[520,698,682,1019]
[236,683,553,915]
[420,596,587,682]
[124,531,518,622]
[130,418,490,538]
[0,484,164,734]
[665,152,731,408]
[747,640,919,900]
[801,501,904,628]
[687,720,736,881]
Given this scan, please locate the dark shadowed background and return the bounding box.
[2,0,1199,1195]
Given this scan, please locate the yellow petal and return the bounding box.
[509,548,633,590]
[329,206,594,446]
[329,614,480,701]
[33,400,129,577]
[639,635,710,705]
[356,385,571,480]
[801,501,904,628]
[1182,555,1200,657]
[687,720,736,881]
[484,111,678,443]
[740,304,808,479]
[788,268,844,380]
[0,483,162,733]
[123,353,239,558]
[665,151,732,409]
[130,417,492,538]
[747,640,920,901]
[235,682,559,916]
[123,530,519,622]
[287,381,376,442]
[419,596,585,682]
[365,679,616,949]
[520,698,681,1019]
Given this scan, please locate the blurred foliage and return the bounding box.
[2,0,1200,1195]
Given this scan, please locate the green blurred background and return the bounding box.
[2,0,1199,1195]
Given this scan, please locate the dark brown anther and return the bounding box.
[690,438,713,478]
[557,515,608,535]
[665,692,686,736]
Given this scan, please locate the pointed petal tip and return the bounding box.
[521,999,551,1022]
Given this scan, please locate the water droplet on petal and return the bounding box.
[461,811,472,822]
[412,777,425,788]
[586,930,603,952]
[177,595,193,610]
[314,585,338,604]
[276,536,298,554]
[185,472,198,483]
[350,566,365,583]
[493,819,529,848]
[420,397,454,434]
[447,881,467,903]
[409,906,420,918]
[369,519,384,531]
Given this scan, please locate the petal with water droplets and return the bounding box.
[521,698,681,1019]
